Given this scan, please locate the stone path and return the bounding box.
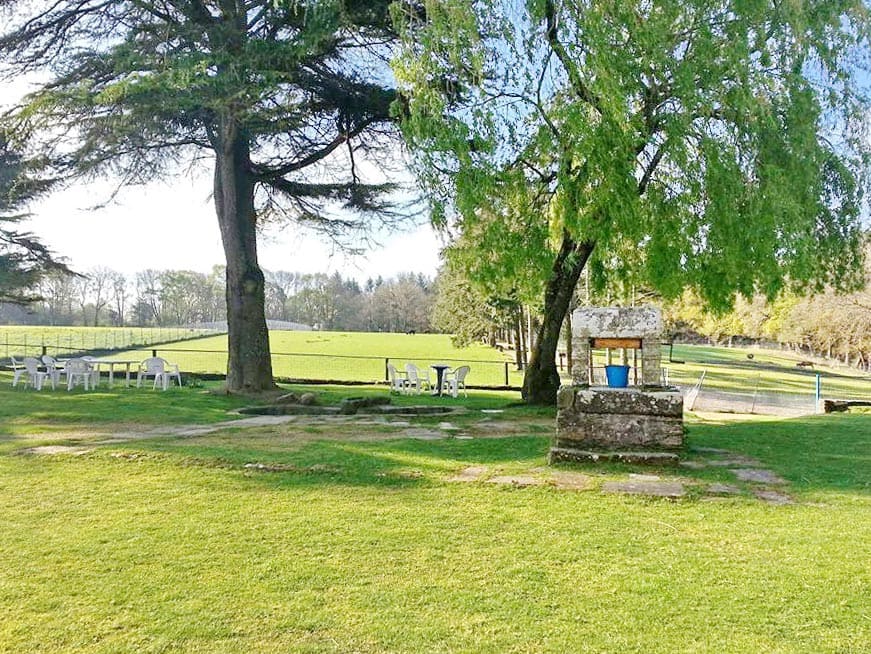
[446,445,796,505]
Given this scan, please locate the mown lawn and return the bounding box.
[92,330,522,387]
[0,376,868,653]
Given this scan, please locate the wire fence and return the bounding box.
[1,342,525,388]
[0,327,222,358]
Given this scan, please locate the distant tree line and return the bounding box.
[0,268,435,334]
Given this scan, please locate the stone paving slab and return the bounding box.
[487,475,546,487]
[752,489,794,505]
[707,483,743,495]
[447,466,489,482]
[731,468,787,484]
[20,445,93,456]
[707,457,763,467]
[602,480,686,498]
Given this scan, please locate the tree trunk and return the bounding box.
[521,233,595,405]
[213,117,274,392]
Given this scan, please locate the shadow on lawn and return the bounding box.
[86,411,870,496]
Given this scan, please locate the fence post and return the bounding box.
[504,362,509,386]
[385,358,390,382]
[152,349,158,358]
[815,373,822,413]
[41,345,47,357]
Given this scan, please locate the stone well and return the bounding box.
[550,306,684,465]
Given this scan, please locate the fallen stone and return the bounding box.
[629,473,661,481]
[438,422,460,431]
[454,435,474,440]
[692,447,732,454]
[275,392,299,404]
[707,483,743,495]
[487,475,545,487]
[448,466,489,482]
[679,461,708,470]
[752,489,794,505]
[298,392,318,406]
[602,480,685,498]
[731,468,787,484]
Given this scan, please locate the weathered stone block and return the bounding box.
[572,306,661,338]
[569,387,683,417]
[555,412,684,449]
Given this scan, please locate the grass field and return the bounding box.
[3,325,870,398]
[104,331,524,387]
[0,326,219,359]
[0,374,868,653]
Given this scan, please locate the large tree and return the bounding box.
[0,132,69,303]
[394,0,871,404]
[0,0,402,391]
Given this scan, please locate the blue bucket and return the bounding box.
[605,365,631,388]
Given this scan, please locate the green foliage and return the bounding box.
[0,134,69,303]
[394,0,871,309]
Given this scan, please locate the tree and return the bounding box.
[0,1,402,391]
[394,0,871,404]
[0,133,69,303]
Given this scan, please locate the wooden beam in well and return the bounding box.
[591,337,642,349]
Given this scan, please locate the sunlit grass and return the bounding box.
[0,394,868,653]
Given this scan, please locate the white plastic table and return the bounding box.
[87,359,141,388]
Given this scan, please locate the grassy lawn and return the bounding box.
[100,331,524,386]
[1,375,869,653]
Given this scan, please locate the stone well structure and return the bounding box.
[550,306,684,465]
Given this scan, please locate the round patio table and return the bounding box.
[430,364,451,397]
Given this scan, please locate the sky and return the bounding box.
[20,162,444,284]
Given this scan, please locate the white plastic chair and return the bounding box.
[21,357,49,390]
[41,355,64,389]
[442,365,470,398]
[404,363,431,394]
[81,356,101,387]
[65,358,93,391]
[10,357,25,387]
[386,363,407,394]
[137,357,181,390]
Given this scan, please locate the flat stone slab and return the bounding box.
[20,445,92,456]
[707,457,763,467]
[402,428,447,440]
[550,447,680,466]
[448,466,488,482]
[550,471,593,490]
[707,483,743,495]
[752,489,794,505]
[731,468,787,484]
[602,480,686,498]
[679,460,708,470]
[437,422,460,431]
[487,475,545,487]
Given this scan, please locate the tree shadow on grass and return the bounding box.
[686,413,870,494]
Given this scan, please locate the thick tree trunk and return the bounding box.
[213,118,275,392]
[521,233,595,405]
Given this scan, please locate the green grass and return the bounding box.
[0,325,219,359]
[0,376,868,653]
[106,330,524,386]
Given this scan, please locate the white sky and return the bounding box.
[21,165,444,283]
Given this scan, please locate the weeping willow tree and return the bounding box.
[392,0,871,404]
